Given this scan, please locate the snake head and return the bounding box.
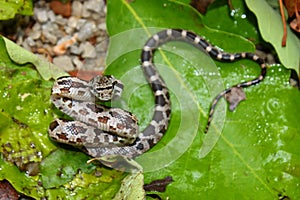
[89,75,124,101]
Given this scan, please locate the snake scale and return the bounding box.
[49,29,267,158]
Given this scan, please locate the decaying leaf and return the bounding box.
[225,87,246,111]
[144,176,173,192]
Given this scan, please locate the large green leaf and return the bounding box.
[0,0,299,199]
[0,36,125,198]
[106,0,300,199]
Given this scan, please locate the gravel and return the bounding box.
[53,55,74,71]
[16,0,108,72]
[72,1,83,17]
[81,41,97,58]
[35,8,48,23]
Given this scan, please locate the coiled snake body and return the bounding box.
[49,29,267,158]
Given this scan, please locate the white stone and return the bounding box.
[35,8,48,23]
[81,42,96,58]
[53,55,74,71]
[72,1,83,17]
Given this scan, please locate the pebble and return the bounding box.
[42,30,57,44]
[76,19,87,31]
[84,58,98,69]
[53,55,74,71]
[24,37,36,47]
[72,1,83,17]
[32,23,41,31]
[68,16,78,28]
[35,8,48,23]
[36,40,44,48]
[70,44,82,55]
[55,15,67,26]
[65,26,74,35]
[47,10,56,22]
[81,42,97,58]
[94,56,105,68]
[72,56,84,69]
[86,0,103,13]
[41,23,59,34]
[82,2,92,18]
[28,30,41,40]
[57,36,73,45]
[98,22,106,30]
[21,39,31,51]
[76,21,97,41]
[95,40,108,53]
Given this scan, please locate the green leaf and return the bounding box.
[40,149,125,200]
[106,0,300,199]
[0,37,124,198]
[1,0,299,199]
[113,172,145,200]
[2,37,67,80]
[40,149,96,189]
[0,0,33,20]
[203,0,261,43]
[245,0,300,73]
[0,53,55,198]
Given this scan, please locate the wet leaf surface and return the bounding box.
[106,0,300,199]
[0,0,299,199]
[0,36,125,198]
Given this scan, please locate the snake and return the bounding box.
[48,29,267,159]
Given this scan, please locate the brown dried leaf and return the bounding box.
[144,176,173,192]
